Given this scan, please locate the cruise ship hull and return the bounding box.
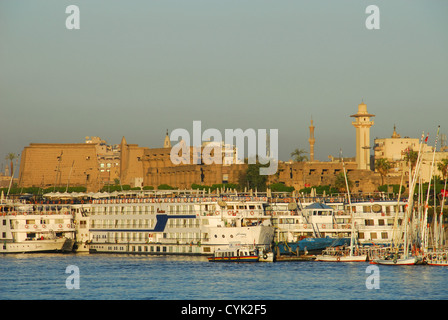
[0,238,74,254]
[88,225,274,255]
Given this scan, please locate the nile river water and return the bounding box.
[0,253,447,300]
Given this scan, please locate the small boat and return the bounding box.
[425,251,448,266]
[371,252,420,265]
[208,245,259,262]
[315,246,367,262]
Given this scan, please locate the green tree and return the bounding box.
[290,148,308,162]
[403,149,418,171]
[157,184,176,190]
[240,163,268,191]
[334,172,352,193]
[269,183,294,193]
[375,158,391,186]
[437,158,448,180]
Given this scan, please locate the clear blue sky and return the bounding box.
[1,0,447,169]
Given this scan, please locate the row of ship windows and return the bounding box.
[359,232,391,240]
[89,204,263,215]
[91,245,203,254]
[276,218,402,226]
[90,205,197,215]
[351,205,406,214]
[90,218,200,228]
[92,232,202,241]
[1,219,68,226]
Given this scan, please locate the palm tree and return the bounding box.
[437,158,448,180]
[403,148,418,171]
[5,153,17,177]
[375,158,391,186]
[334,172,352,193]
[290,148,308,162]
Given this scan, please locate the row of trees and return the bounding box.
[375,154,448,186]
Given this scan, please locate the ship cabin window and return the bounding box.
[381,232,388,239]
[238,205,245,210]
[378,219,385,226]
[227,205,235,210]
[2,232,6,238]
[365,219,374,226]
[2,220,6,226]
[27,232,36,239]
[249,205,255,210]
[26,219,35,225]
[363,206,371,213]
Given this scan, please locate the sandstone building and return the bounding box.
[18,101,435,194]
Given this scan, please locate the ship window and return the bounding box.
[2,220,5,226]
[381,232,388,239]
[370,232,377,239]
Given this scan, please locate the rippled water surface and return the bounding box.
[1,253,447,300]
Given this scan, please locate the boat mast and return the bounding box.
[438,165,448,249]
[422,126,440,254]
[401,132,425,257]
[340,149,354,257]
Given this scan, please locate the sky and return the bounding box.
[1,0,447,171]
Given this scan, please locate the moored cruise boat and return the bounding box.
[69,192,274,256]
[0,198,75,253]
[270,197,407,254]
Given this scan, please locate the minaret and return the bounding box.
[163,129,171,148]
[308,117,315,162]
[350,102,375,170]
[120,136,128,183]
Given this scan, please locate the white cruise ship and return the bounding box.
[0,198,75,253]
[270,197,407,249]
[71,192,274,255]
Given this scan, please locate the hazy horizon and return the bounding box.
[1,1,447,171]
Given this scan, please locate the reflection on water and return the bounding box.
[1,253,448,299]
